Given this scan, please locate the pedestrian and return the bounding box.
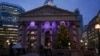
[44,45,52,56]
[9,41,14,56]
[39,44,44,56]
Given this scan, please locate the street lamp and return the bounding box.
[80,39,83,43]
[80,39,84,50]
[85,42,88,50]
[6,39,10,48]
[95,23,100,54]
[68,42,71,49]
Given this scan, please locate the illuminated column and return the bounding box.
[25,22,30,48]
[41,22,45,46]
[18,22,23,43]
[49,22,53,46]
[43,21,54,47]
[51,21,57,46]
[44,21,50,32]
[34,22,38,47]
[44,21,50,46]
[66,21,71,27]
[30,21,37,47]
[37,21,43,47]
[72,24,78,47]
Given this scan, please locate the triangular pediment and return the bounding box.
[20,5,76,16]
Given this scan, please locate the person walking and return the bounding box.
[9,41,14,56]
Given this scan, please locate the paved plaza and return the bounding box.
[20,53,39,56]
[19,49,97,56]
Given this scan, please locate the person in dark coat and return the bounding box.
[39,44,44,56]
[9,41,14,56]
[44,45,52,56]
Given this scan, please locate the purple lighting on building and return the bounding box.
[44,21,50,30]
[60,21,65,25]
[52,21,56,28]
[67,21,70,27]
[30,21,35,28]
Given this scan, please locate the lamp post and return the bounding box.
[6,39,10,48]
[68,42,71,49]
[80,39,84,50]
[84,42,88,50]
[95,23,100,54]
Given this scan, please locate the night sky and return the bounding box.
[0,0,100,25]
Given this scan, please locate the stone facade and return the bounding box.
[19,5,81,49]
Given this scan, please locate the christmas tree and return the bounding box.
[54,25,72,49]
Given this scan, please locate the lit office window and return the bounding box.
[7,28,18,31]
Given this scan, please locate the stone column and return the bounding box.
[52,21,57,48]
[37,21,42,46]
[72,23,79,49]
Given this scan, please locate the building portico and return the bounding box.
[18,5,80,49]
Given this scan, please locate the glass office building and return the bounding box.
[0,2,25,48]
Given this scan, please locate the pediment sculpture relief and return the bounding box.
[22,6,75,16]
[32,8,65,15]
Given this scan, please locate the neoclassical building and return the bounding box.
[18,0,81,49]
